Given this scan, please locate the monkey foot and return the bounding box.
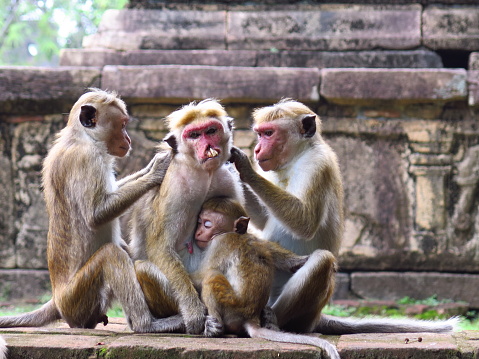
[204,315,223,337]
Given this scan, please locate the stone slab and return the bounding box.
[227,6,421,51]
[83,9,226,51]
[470,52,479,70]
[102,65,321,103]
[351,272,479,308]
[469,70,479,106]
[60,48,443,68]
[321,68,467,105]
[0,67,101,115]
[1,322,479,359]
[423,6,479,50]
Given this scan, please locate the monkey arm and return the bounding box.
[242,183,268,230]
[231,149,324,240]
[263,241,309,272]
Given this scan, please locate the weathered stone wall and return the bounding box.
[2,2,479,306]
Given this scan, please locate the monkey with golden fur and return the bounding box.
[192,197,340,359]
[230,99,457,334]
[0,89,175,332]
[129,99,244,334]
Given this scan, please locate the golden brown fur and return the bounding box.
[0,89,174,332]
[129,99,243,334]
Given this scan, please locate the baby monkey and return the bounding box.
[193,197,340,359]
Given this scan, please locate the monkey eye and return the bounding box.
[188,131,200,139]
[204,220,213,228]
[264,130,274,137]
[206,127,217,135]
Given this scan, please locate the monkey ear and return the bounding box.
[301,114,316,138]
[164,133,178,154]
[234,216,250,235]
[79,105,97,128]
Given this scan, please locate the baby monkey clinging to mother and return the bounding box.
[192,196,340,359]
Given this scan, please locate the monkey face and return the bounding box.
[253,122,293,172]
[102,106,132,158]
[195,209,236,250]
[182,119,229,171]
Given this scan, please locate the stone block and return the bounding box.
[423,6,479,50]
[0,67,101,115]
[0,269,50,301]
[320,69,467,105]
[468,70,479,107]
[102,65,320,103]
[0,127,15,269]
[276,50,443,68]
[470,53,479,70]
[351,272,479,308]
[83,9,226,50]
[227,6,421,51]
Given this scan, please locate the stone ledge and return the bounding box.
[59,49,443,68]
[351,272,479,308]
[101,65,321,103]
[0,320,477,359]
[0,67,101,115]
[423,6,479,50]
[321,68,467,105]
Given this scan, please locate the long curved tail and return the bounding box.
[0,336,6,359]
[316,314,459,335]
[245,322,339,359]
[0,299,61,328]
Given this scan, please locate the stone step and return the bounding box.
[0,319,477,359]
[59,49,443,68]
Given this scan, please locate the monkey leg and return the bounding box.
[135,260,179,318]
[202,271,247,335]
[271,250,337,333]
[57,243,157,332]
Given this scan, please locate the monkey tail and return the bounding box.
[316,314,459,335]
[245,322,339,359]
[0,299,61,328]
[0,335,6,359]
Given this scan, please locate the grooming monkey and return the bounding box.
[192,197,339,359]
[129,99,244,334]
[0,89,175,332]
[231,99,457,334]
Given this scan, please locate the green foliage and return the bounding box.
[0,0,128,66]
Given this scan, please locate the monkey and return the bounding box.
[129,99,244,334]
[0,88,179,333]
[230,99,458,334]
[191,197,340,359]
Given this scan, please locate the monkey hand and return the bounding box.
[147,151,173,185]
[181,301,207,334]
[260,306,279,331]
[230,146,254,182]
[204,315,224,337]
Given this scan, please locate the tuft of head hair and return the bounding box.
[253,98,320,127]
[67,88,127,127]
[166,99,228,131]
[202,196,247,220]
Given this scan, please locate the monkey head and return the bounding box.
[252,99,319,172]
[68,89,132,158]
[195,196,249,249]
[166,99,233,172]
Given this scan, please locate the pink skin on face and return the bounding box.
[253,122,291,172]
[182,120,224,163]
[104,107,131,158]
[195,209,236,250]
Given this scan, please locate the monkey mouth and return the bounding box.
[205,146,220,159]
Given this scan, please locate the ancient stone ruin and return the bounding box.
[1,0,479,308]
